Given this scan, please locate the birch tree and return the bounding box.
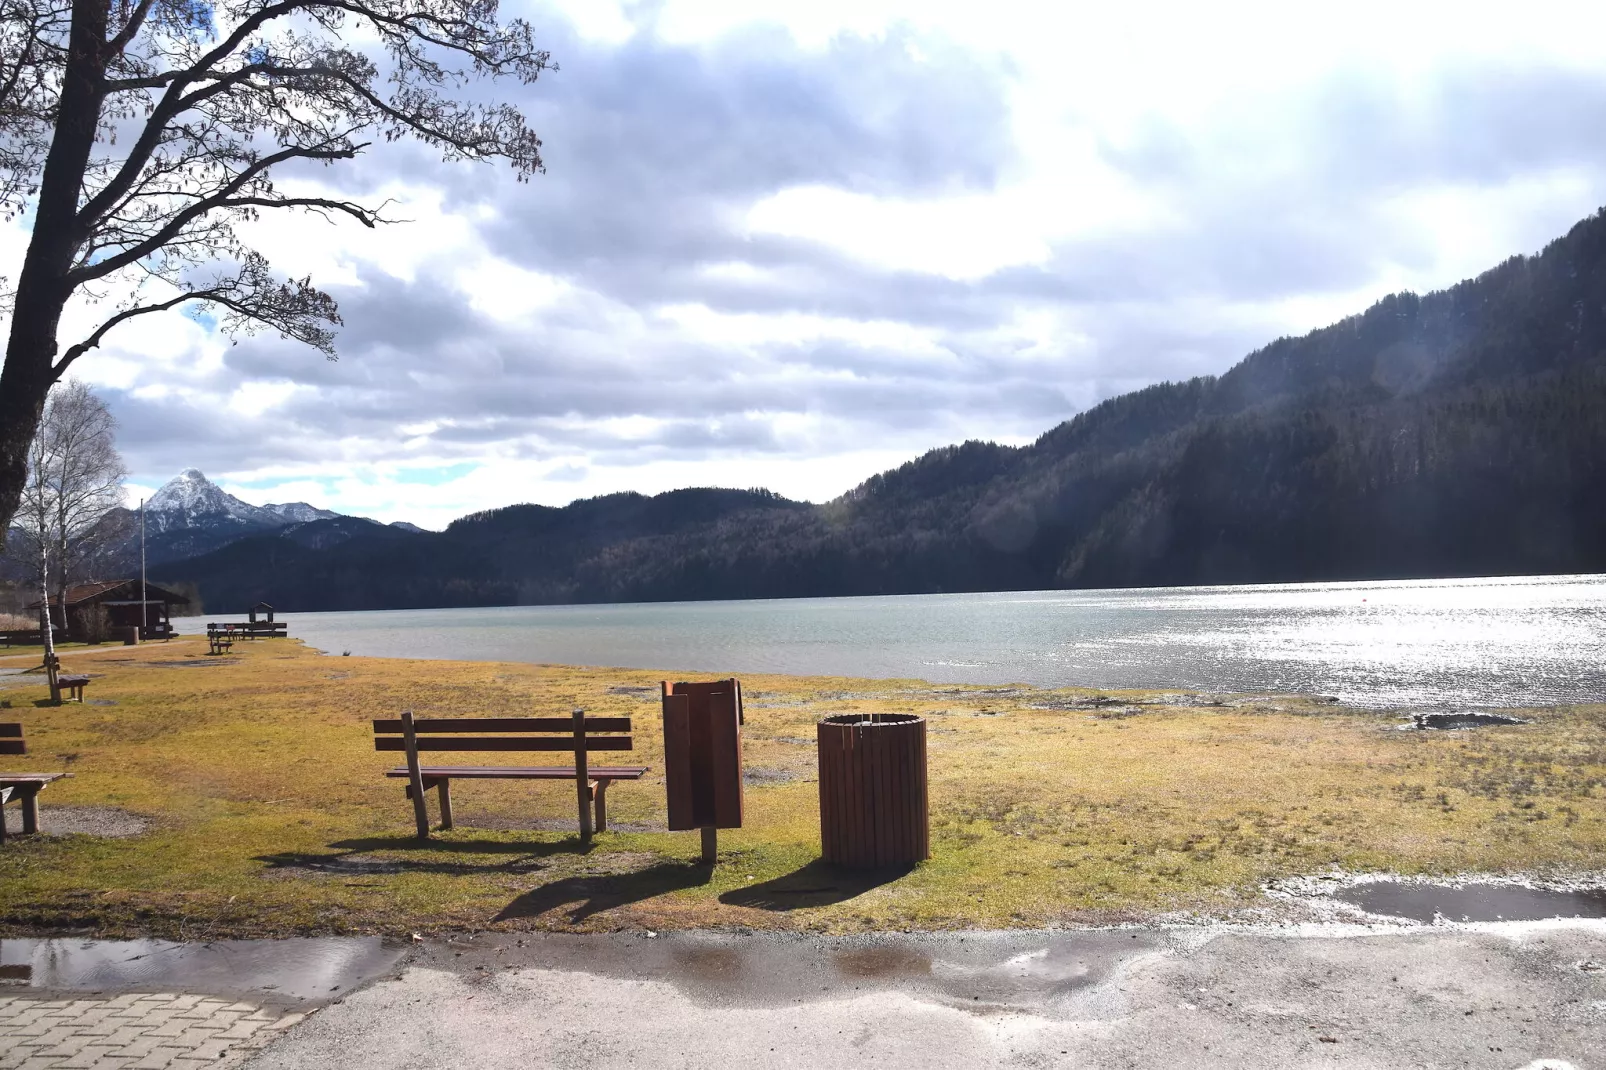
[12,378,125,652]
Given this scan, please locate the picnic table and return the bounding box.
[0,723,69,842]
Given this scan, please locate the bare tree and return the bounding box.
[12,378,125,662]
[0,0,552,540]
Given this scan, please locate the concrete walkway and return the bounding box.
[242,925,1606,1069]
[4,925,1603,1068]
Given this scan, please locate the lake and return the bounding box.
[177,573,1606,710]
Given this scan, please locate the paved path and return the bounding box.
[0,993,303,1070]
[242,925,1606,1069]
[5,925,1605,1068]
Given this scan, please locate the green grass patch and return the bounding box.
[1,639,1603,936]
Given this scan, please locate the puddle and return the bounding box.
[1335,881,1606,923]
[1407,712,1527,730]
[0,937,407,1003]
[422,931,1155,1014]
[833,946,932,979]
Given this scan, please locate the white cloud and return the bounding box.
[19,0,1606,528]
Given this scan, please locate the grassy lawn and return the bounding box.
[0,638,1603,937]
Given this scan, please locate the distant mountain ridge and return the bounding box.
[97,469,422,568]
[154,207,1606,612]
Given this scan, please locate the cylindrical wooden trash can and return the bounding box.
[817,713,929,868]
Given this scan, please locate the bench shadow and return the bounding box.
[718,860,914,911]
[328,835,593,857]
[494,862,712,925]
[256,834,595,878]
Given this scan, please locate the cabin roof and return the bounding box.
[27,580,192,609]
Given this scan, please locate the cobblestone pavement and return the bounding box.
[0,993,306,1070]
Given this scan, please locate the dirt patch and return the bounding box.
[744,767,807,786]
[37,806,150,838]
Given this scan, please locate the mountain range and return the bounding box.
[120,206,1606,611]
[99,468,423,568]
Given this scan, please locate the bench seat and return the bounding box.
[386,766,649,780]
[383,762,649,834]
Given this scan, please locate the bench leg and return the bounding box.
[19,787,39,835]
[592,779,609,833]
[437,779,453,830]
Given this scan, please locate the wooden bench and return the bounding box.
[207,629,235,655]
[373,710,649,841]
[44,654,89,702]
[0,723,69,843]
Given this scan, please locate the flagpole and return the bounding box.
[139,498,146,640]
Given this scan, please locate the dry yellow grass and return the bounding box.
[0,638,1603,936]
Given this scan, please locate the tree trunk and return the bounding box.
[0,0,109,539]
[39,542,59,704]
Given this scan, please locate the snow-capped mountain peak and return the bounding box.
[263,501,341,523]
[144,469,286,528]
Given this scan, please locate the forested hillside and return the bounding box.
[158,209,1606,612]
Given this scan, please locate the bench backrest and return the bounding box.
[372,714,634,757]
[0,724,22,756]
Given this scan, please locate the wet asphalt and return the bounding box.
[224,925,1606,1069]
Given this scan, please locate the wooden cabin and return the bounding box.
[29,580,190,641]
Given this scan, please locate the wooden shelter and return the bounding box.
[29,580,190,641]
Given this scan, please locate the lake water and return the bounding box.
[177,573,1606,709]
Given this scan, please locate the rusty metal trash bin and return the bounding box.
[817,713,929,868]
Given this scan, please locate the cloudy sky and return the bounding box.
[14,0,1606,528]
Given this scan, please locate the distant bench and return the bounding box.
[373,711,649,841]
[0,631,43,648]
[206,628,235,655]
[208,621,287,639]
[0,723,70,843]
[45,654,89,702]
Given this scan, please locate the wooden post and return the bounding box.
[573,708,592,842]
[401,710,430,840]
[19,787,39,835]
[593,780,608,833]
[700,826,717,864]
[437,779,454,830]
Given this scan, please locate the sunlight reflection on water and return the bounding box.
[179,574,1606,709]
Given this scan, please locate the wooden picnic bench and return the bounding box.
[44,653,89,702]
[373,710,649,841]
[206,628,235,655]
[0,723,70,843]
